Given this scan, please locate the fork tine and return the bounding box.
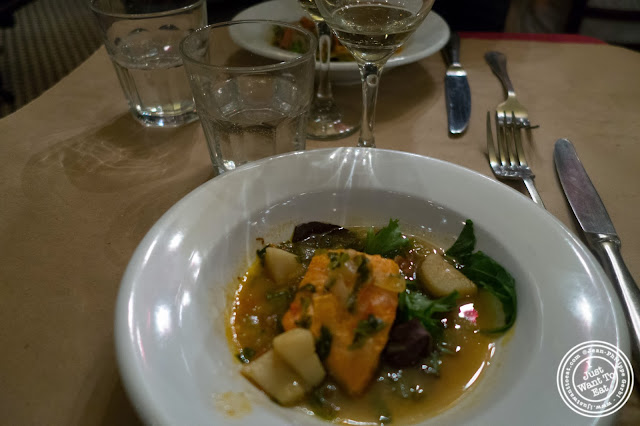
[512,112,530,168]
[495,111,509,167]
[486,112,499,169]
[507,113,519,166]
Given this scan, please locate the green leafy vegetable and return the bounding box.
[235,347,256,363]
[316,326,333,361]
[363,218,410,258]
[290,40,304,54]
[461,251,517,332]
[445,219,517,333]
[349,314,387,349]
[444,220,476,263]
[397,290,459,339]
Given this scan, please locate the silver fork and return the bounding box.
[486,111,545,207]
[484,51,538,129]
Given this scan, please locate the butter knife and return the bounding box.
[554,138,640,365]
[442,32,471,134]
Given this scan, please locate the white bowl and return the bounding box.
[115,148,628,425]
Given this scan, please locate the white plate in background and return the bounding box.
[232,0,450,84]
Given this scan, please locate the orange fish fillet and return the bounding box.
[282,249,401,395]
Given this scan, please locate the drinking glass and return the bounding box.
[298,0,358,140]
[180,20,316,174]
[315,0,435,147]
[90,0,207,128]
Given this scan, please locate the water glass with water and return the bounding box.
[180,20,316,174]
[90,0,206,127]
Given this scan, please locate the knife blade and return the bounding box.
[443,32,471,134]
[554,138,640,367]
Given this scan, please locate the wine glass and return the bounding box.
[298,0,359,140]
[315,0,435,147]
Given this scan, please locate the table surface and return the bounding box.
[1,36,639,425]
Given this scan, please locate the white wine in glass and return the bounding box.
[298,0,359,140]
[315,0,435,147]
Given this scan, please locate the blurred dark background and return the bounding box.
[1,0,638,118]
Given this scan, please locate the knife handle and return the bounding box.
[444,32,461,66]
[484,51,515,97]
[591,236,640,370]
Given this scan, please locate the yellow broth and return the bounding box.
[227,231,502,424]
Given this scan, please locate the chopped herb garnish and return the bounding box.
[363,218,410,258]
[295,297,312,328]
[235,347,256,363]
[309,384,338,420]
[397,290,459,340]
[347,255,370,312]
[256,246,268,264]
[445,219,517,333]
[265,289,293,301]
[349,314,387,349]
[316,326,333,361]
[295,316,312,328]
[421,349,443,376]
[299,283,316,293]
[328,251,350,269]
[355,255,370,284]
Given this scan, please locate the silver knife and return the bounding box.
[443,32,471,134]
[554,138,640,366]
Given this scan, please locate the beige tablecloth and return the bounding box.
[1,37,639,424]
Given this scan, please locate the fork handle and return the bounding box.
[485,51,516,97]
[523,176,546,208]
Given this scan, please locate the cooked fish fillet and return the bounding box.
[282,249,401,395]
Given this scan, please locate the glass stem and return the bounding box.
[315,21,333,103]
[358,62,382,148]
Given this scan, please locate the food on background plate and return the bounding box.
[228,219,516,424]
[272,17,403,62]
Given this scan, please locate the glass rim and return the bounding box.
[89,0,205,19]
[179,19,317,74]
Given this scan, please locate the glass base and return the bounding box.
[132,110,200,128]
[306,99,359,140]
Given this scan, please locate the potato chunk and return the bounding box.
[418,254,477,297]
[241,349,307,405]
[273,328,326,387]
[264,247,304,285]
